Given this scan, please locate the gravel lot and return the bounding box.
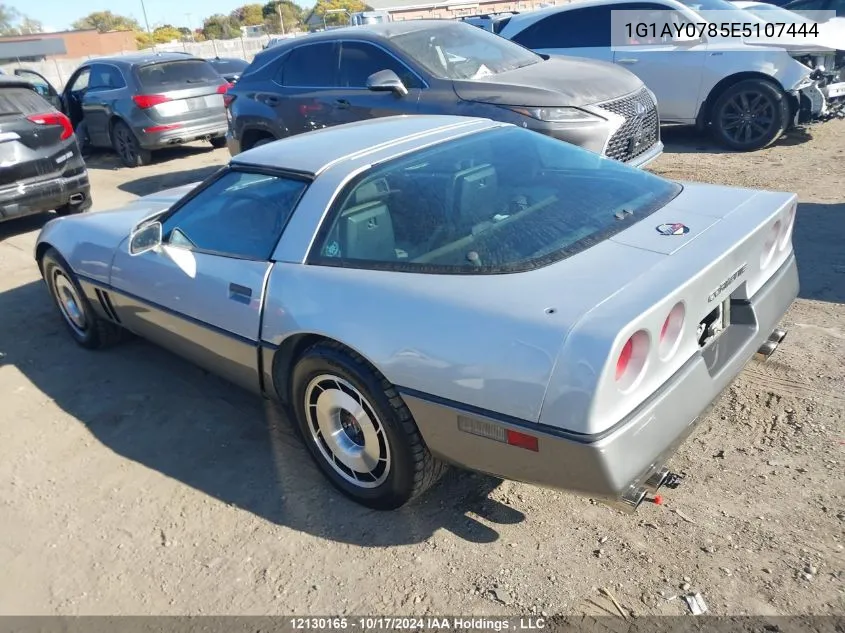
[0,122,843,617]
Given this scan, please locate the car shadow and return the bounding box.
[793,202,845,304]
[0,279,525,547]
[83,143,223,173]
[0,212,52,242]
[661,124,814,154]
[116,166,223,197]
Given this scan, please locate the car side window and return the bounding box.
[89,64,126,90]
[512,6,614,48]
[161,170,309,260]
[280,42,338,87]
[68,68,90,93]
[337,41,422,89]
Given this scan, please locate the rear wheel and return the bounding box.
[290,341,446,510]
[209,136,227,149]
[40,248,124,349]
[112,120,151,167]
[249,136,274,150]
[710,79,787,151]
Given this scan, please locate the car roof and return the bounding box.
[231,115,505,176]
[82,52,205,67]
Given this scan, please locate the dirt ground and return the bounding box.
[0,122,843,618]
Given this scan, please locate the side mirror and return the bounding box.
[366,69,408,97]
[129,221,162,256]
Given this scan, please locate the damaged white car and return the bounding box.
[732,0,845,118]
[498,0,843,150]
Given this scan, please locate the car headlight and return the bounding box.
[502,106,605,123]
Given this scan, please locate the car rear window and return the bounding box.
[136,60,220,89]
[0,86,51,116]
[311,126,682,274]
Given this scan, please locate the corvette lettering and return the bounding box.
[708,264,747,302]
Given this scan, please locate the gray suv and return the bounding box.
[224,21,663,167]
[17,53,230,168]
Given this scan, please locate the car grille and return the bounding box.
[600,88,660,163]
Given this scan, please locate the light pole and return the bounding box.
[139,0,153,35]
[276,1,286,34]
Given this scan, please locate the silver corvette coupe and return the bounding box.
[35,115,799,511]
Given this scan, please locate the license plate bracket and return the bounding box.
[697,298,731,348]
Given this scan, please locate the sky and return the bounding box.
[8,0,313,32]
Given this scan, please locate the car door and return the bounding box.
[611,2,708,122]
[80,63,127,146]
[12,69,62,110]
[509,6,615,62]
[331,40,423,126]
[269,41,342,135]
[60,66,91,129]
[108,168,309,393]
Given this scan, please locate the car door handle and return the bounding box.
[617,58,639,64]
[335,99,350,109]
[229,283,252,304]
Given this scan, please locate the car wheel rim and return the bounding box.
[304,374,391,488]
[720,91,775,145]
[52,271,87,334]
[116,127,135,163]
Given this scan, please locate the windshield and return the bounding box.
[313,127,682,274]
[390,23,541,81]
[210,59,249,73]
[740,4,815,22]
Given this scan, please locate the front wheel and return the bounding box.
[41,248,125,349]
[112,121,152,167]
[710,79,788,151]
[290,341,446,510]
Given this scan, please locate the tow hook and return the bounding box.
[663,471,685,489]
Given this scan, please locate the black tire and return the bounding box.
[75,120,92,157]
[249,136,274,150]
[54,201,87,217]
[111,120,152,167]
[40,248,125,350]
[710,79,788,151]
[209,136,228,149]
[290,341,446,510]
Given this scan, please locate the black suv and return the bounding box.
[0,76,91,223]
[223,21,663,168]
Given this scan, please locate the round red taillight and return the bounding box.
[658,302,686,360]
[779,206,796,250]
[761,220,781,269]
[616,338,633,381]
[615,330,650,391]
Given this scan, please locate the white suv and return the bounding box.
[498,0,825,150]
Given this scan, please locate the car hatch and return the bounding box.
[1,85,71,186]
[134,59,226,120]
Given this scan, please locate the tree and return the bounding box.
[0,3,18,34]
[262,0,304,32]
[1,4,44,35]
[312,0,368,26]
[72,11,141,32]
[153,24,182,42]
[202,14,242,39]
[231,4,264,26]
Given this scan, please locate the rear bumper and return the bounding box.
[0,170,91,222]
[403,253,799,505]
[138,117,228,150]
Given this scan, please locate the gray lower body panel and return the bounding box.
[403,254,799,501]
